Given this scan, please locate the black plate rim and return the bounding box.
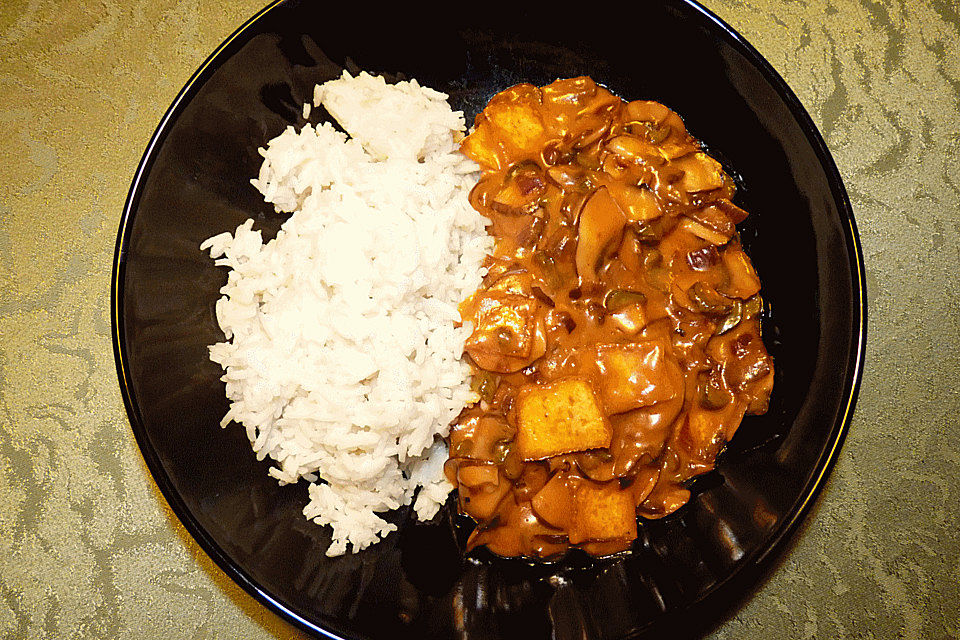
[110,1,867,638]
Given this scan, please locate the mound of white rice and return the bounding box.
[200,71,491,556]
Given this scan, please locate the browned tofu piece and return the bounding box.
[460,120,506,172]
[569,480,638,544]
[483,85,544,153]
[470,293,535,357]
[464,291,543,373]
[593,342,681,414]
[461,84,545,171]
[515,379,612,461]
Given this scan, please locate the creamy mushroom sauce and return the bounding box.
[446,77,774,558]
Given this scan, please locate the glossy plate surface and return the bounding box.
[112,2,866,638]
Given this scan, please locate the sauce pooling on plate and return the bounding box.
[449,77,774,558]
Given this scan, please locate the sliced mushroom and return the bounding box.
[671,152,726,194]
[714,198,750,224]
[719,244,762,299]
[679,216,732,246]
[686,245,721,272]
[547,164,586,189]
[605,135,651,163]
[606,180,661,222]
[457,463,500,489]
[531,472,575,529]
[715,300,744,335]
[697,369,733,410]
[603,289,647,313]
[490,161,547,215]
[687,204,736,241]
[624,100,672,125]
[575,187,627,282]
[687,281,735,314]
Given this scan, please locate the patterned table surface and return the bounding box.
[1,1,957,638]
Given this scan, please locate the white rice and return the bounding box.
[200,71,491,556]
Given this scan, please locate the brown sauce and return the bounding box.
[446,77,774,558]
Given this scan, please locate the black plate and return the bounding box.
[111,2,866,638]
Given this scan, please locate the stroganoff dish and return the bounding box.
[449,77,774,558]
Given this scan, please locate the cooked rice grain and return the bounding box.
[201,71,490,556]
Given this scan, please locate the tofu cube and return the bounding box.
[460,120,505,172]
[464,292,537,373]
[462,84,545,170]
[486,101,544,154]
[569,480,638,544]
[594,342,679,414]
[515,379,611,460]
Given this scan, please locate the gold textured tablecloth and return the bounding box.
[1,1,957,638]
